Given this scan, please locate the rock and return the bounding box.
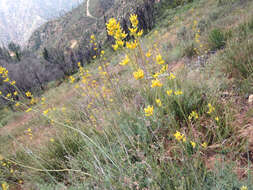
[249,94,253,104]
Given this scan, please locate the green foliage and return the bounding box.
[208,28,226,50]
[222,37,253,94]
[183,41,197,58]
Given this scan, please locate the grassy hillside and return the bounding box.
[0,0,253,189]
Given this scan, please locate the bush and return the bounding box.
[183,42,197,58]
[208,28,226,50]
[222,37,253,94]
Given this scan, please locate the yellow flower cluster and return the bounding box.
[156,99,162,107]
[0,66,16,87]
[156,54,165,65]
[69,76,75,84]
[25,128,33,139]
[151,79,163,88]
[146,50,152,58]
[192,20,206,55]
[174,90,183,96]
[188,110,199,120]
[129,14,143,38]
[119,55,130,66]
[144,105,154,117]
[167,89,173,96]
[174,131,186,142]
[133,69,144,80]
[207,103,215,114]
[168,73,176,80]
[166,89,183,96]
[126,40,138,50]
[190,141,196,148]
[106,18,127,51]
[90,34,99,54]
[201,142,207,148]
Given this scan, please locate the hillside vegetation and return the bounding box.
[0,0,253,189]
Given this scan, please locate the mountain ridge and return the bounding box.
[0,0,83,46]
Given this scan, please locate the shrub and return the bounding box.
[222,37,253,94]
[183,42,197,58]
[208,28,226,50]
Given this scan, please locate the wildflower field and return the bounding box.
[0,0,253,189]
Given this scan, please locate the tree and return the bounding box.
[8,42,21,61]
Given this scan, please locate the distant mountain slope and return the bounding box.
[27,0,150,53]
[0,0,83,46]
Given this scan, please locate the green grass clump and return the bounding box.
[222,37,253,94]
[208,28,226,51]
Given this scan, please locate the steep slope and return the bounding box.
[0,0,253,189]
[0,0,83,46]
[27,0,148,52]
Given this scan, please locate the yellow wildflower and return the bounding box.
[129,27,138,35]
[112,43,119,51]
[156,99,162,107]
[13,91,18,96]
[201,142,208,148]
[188,111,199,120]
[133,69,144,80]
[174,131,186,142]
[90,35,95,40]
[30,98,36,105]
[116,40,124,47]
[215,117,219,121]
[240,186,248,190]
[10,81,16,85]
[3,78,9,82]
[15,102,20,107]
[69,76,75,83]
[25,108,32,113]
[190,141,196,148]
[43,109,49,115]
[156,54,165,65]
[119,55,130,66]
[168,73,176,80]
[26,91,32,97]
[166,89,173,96]
[146,50,152,58]
[1,182,8,190]
[130,14,139,28]
[153,72,160,79]
[159,65,168,74]
[137,29,143,37]
[174,90,183,96]
[207,103,215,114]
[151,79,163,88]
[144,105,154,117]
[126,40,138,49]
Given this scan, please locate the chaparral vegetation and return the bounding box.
[0,0,253,189]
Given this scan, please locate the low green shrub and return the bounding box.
[208,28,226,50]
